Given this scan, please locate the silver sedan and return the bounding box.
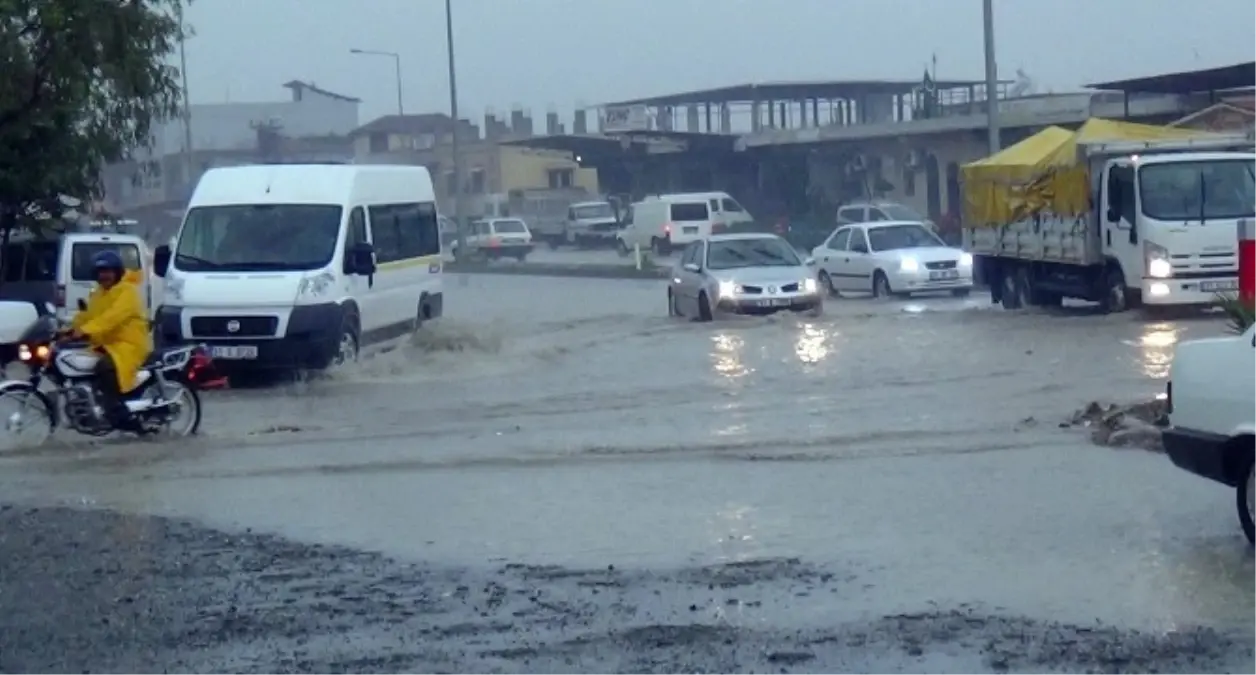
[667,234,823,321]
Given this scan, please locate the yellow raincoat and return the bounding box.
[70,269,152,393]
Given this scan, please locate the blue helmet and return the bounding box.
[91,250,124,272]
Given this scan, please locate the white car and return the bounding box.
[667,233,821,321]
[453,218,534,261]
[1162,323,1256,544]
[811,220,973,298]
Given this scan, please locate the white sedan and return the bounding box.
[811,220,973,298]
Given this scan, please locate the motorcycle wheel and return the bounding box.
[0,384,56,449]
[147,379,202,437]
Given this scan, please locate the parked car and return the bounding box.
[452,218,534,261]
[1162,322,1256,544]
[667,233,821,321]
[810,220,972,298]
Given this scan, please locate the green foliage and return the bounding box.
[0,0,187,227]
[1215,293,1256,334]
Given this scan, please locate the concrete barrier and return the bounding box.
[444,260,669,280]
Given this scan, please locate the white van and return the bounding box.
[615,192,753,255]
[1,231,152,320]
[152,164,443,371]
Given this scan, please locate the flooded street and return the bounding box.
[0,274,1251,672]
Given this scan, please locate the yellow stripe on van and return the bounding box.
[377,254,442,271]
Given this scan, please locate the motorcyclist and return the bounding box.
[60,250,152,430]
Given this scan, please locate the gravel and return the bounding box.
[1,505,1250,673]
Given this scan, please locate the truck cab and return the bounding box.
[1098,148,1254,307]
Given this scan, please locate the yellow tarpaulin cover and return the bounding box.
[962,118,1215,226]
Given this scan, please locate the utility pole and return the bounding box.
[177,1,194,191]
[445,0,466,252]
[982,0,1001,154]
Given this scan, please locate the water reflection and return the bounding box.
[709,503,761,562]
[793,323,831,364]
[1137,323,1180,379]
[710,332,751,379]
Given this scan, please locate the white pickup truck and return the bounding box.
[966,132,1254,313]
[1162,323,1256,543]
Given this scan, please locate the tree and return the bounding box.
[0,0,186,280]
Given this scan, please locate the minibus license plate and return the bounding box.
[1200,280,1238,292]
[683,226,699,234]
[211,345,258,360]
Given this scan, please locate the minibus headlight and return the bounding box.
[297,272,336,298]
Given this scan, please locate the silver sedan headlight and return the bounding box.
[717,280,737,297]
[899,257,921,273]
[802,277,818,293]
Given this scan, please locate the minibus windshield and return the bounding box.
[174,204,342,272]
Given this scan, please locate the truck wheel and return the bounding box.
[1238,452,1254,545]
[651,237,670,256]
[548,234,562,250]
[1099,267,1129,314]
[1000,272,1022,310]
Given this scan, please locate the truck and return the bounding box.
[477,188,591,249]
[963,121,1255,313]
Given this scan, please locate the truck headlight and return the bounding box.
[899,257,920,272]
[1144,241,1172,279]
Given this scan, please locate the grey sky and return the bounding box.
[183,0,1256,123]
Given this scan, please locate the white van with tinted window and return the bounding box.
[615,192,752,256]
[1,230,152,320]
[152,164,443,372]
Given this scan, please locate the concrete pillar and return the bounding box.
[720,104,731,133]
[767,100,776,128]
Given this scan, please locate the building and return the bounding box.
[349,112,598,213]
[102,80,360,211]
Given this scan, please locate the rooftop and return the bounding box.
[282,80,361,103]
[1087,61,1255,94]
[603,78,1006,108]
[348,113,459,138]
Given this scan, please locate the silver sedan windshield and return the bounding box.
[707,238,800,269]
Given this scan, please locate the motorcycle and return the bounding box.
[0,303,208,443]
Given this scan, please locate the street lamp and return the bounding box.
[982,0,1001,153]
[445,0,467,252]
[349,48,404,115]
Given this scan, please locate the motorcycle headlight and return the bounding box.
[899,257,920,273]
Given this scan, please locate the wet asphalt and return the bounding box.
[0,269,1252,673]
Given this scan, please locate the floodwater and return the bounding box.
[0,273,1251,671]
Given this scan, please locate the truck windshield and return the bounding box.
[174,204,342,272]
[573,204,614,220]
[1138,159,1255,221]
